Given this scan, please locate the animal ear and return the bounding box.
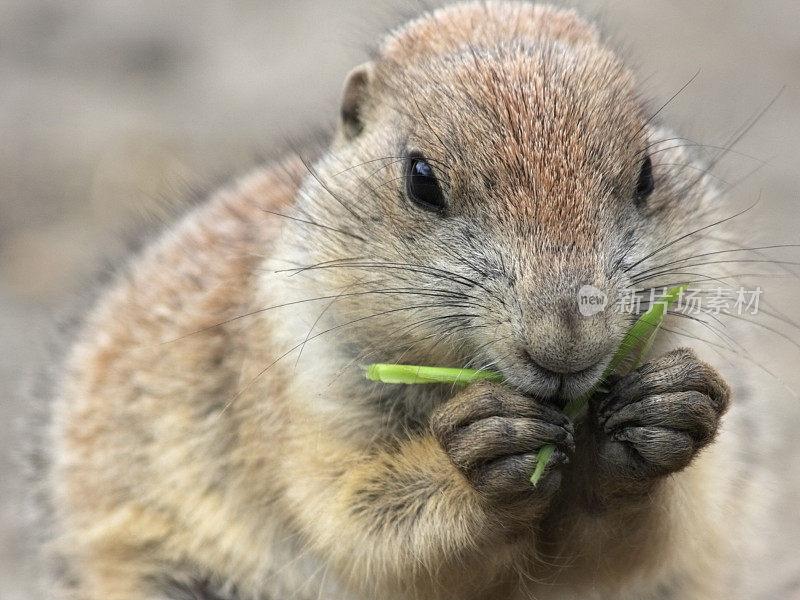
[339,62,374,139]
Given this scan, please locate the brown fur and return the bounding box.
[41,3,752,599]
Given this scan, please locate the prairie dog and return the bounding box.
[39,2,756,599]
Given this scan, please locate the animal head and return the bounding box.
[283,2,712,400]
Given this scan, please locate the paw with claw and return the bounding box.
[432,381,574,518]
[592,347,731,483]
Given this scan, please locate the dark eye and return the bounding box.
[406,154,446,212]
[635,155,655,203]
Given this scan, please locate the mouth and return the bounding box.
[501,353,606,406]
[553,364,605,403]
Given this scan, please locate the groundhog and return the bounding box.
[35,2,757,598]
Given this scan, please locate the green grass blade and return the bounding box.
[528,444,555,487]
[365,363,504,385]
[632,324,661,371]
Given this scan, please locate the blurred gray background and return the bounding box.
[1,1,798,598]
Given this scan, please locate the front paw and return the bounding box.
[431,381,574,511]
[593,348,730,482]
